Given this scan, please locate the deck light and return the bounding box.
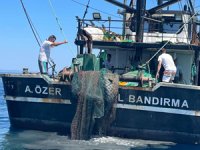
[93,12,101,20]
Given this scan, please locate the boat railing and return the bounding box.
[76,18,192,44]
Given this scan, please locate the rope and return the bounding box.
[82,0,91,20]
[48,0,76,57]
[19,0,42,47]
[20,0,59,75]
[71,0,122,19]
[143,10,200,67]
[48,0,67,40]
[28,16,43,44]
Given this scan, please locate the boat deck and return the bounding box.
[2,73,200,92]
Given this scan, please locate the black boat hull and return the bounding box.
[6,100,74,133]
[1,74,200,143]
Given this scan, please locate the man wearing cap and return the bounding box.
[38,35,67,74]
[156,48,177,83]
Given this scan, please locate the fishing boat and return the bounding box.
[1,0,200,144]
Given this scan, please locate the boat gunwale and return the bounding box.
[0,73,70,85]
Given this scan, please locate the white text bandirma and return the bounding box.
[118,94,189,108]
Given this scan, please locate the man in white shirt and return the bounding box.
[156,48,176,82]
[38,35,67,74]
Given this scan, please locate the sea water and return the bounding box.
[0,78,200,150]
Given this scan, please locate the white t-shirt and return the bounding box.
[38,40,53,62]
[158,53,176,71]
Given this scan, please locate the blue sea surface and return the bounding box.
[0,78,200,150]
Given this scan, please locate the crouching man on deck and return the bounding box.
[156,48,176,83]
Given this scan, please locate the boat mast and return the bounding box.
[188,0,197,44]
[135,0,146,42]
[122,0,134,39]
[158,0,163,5]
[188,0,199,85]
[105,0,136,40]
[122,0,127,39]
[105,0,135,13]
[105,0,145,62]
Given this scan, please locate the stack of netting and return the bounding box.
[71,69,118,140]
[120,70,155,87]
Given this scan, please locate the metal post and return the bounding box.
[158,0,163,5]
[77,18,84,54]
[194,50,199,85]
[122,0,127,39]
[135,0,146,42]
[108,17,111,32]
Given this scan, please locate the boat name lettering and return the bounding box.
[118,94,189,109]
[25,85,62,96]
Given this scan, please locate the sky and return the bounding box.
[0,0,200,73]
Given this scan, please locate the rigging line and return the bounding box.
[27,14,43,44]
[144,10,200,67]
[48,0,67,40]
[20,0,57,74]
[19,0,42,47]
[82,0,91,20]
[71,0,122,19]
[48,0,76,57]
[129,0,135,7]
[20,0,57,71]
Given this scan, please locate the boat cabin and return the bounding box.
[75,1,200,87]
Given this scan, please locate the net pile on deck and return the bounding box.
[71,69,119,140]
[120,70,155,87]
